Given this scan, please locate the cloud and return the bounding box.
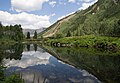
[79,0,98,10]
[68,0,76,3]
[11,0,49,12]
[0,11,51,29]
[49,1,57,7]
[4,51,51,68]
[59,2,66,5]
[50,13,56,17]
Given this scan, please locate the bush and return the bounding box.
[55,34,64,39]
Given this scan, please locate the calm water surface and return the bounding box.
[0,44,120,83]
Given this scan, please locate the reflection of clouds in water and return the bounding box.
[20,71,45,83]
[69,77,96,83]
[82,70,91,76]
[3,46,100,83]
[4,55,100,83]
[3,51,51,68]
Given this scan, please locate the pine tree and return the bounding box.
[33,31,37,39]
[27,32,30,39]
[66,31,71,37]
[0,21,2,27]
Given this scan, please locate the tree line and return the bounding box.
[0,22,24,41]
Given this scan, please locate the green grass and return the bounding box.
[46,35,120,49]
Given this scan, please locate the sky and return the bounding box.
[0,0,97,29]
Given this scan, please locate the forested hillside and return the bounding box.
[0,22,24,42]
[40,0,120,38]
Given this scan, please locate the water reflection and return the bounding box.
[0,44,100,83]
[43,46,120,83]
[0,43,23,62]
[26,44,37,52]
[34,44,37,52]
[27,44,30,51]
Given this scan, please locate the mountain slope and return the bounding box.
[39,0,120,38]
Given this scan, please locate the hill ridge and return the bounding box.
[39,0,120,38]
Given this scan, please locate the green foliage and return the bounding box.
[0,23,24,41]
[26,32,30,39]
[66,31,72,37]
[40,0,120,38]
[33,31,37,39]
[55,33,64,39]
[0,66,5,82]
[40,35,43,39]
[47,35,120,49]
[0,21,2,27]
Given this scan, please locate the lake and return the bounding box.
[0,43,120,83]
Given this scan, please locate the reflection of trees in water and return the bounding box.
[0,44,23,61]
[26,44,47,53]
[34,44,37,52]
[26,44,38,51]
[27,44,30,51]
[19,72,46,83]
[44,46,120,83]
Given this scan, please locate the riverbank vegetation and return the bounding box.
[45,35,120,50]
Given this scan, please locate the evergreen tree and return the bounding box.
[26,32,30,39]
[0,23,24,41]
[0,22,3,38]
[76,27,79,36]
[33,31,37,39]
[41,35,43,39]
[0,21,2,27]
[66,31,71,37]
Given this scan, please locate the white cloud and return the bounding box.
[4,51,51,68]
[50,13,56,17]
[79,0,98,10]
[59,2,66,5]
[11,0,49,12]
[68,0,76,3]
[49,1,56,7]
[0,11,51,29]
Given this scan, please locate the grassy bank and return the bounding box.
[45,35,120,50]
